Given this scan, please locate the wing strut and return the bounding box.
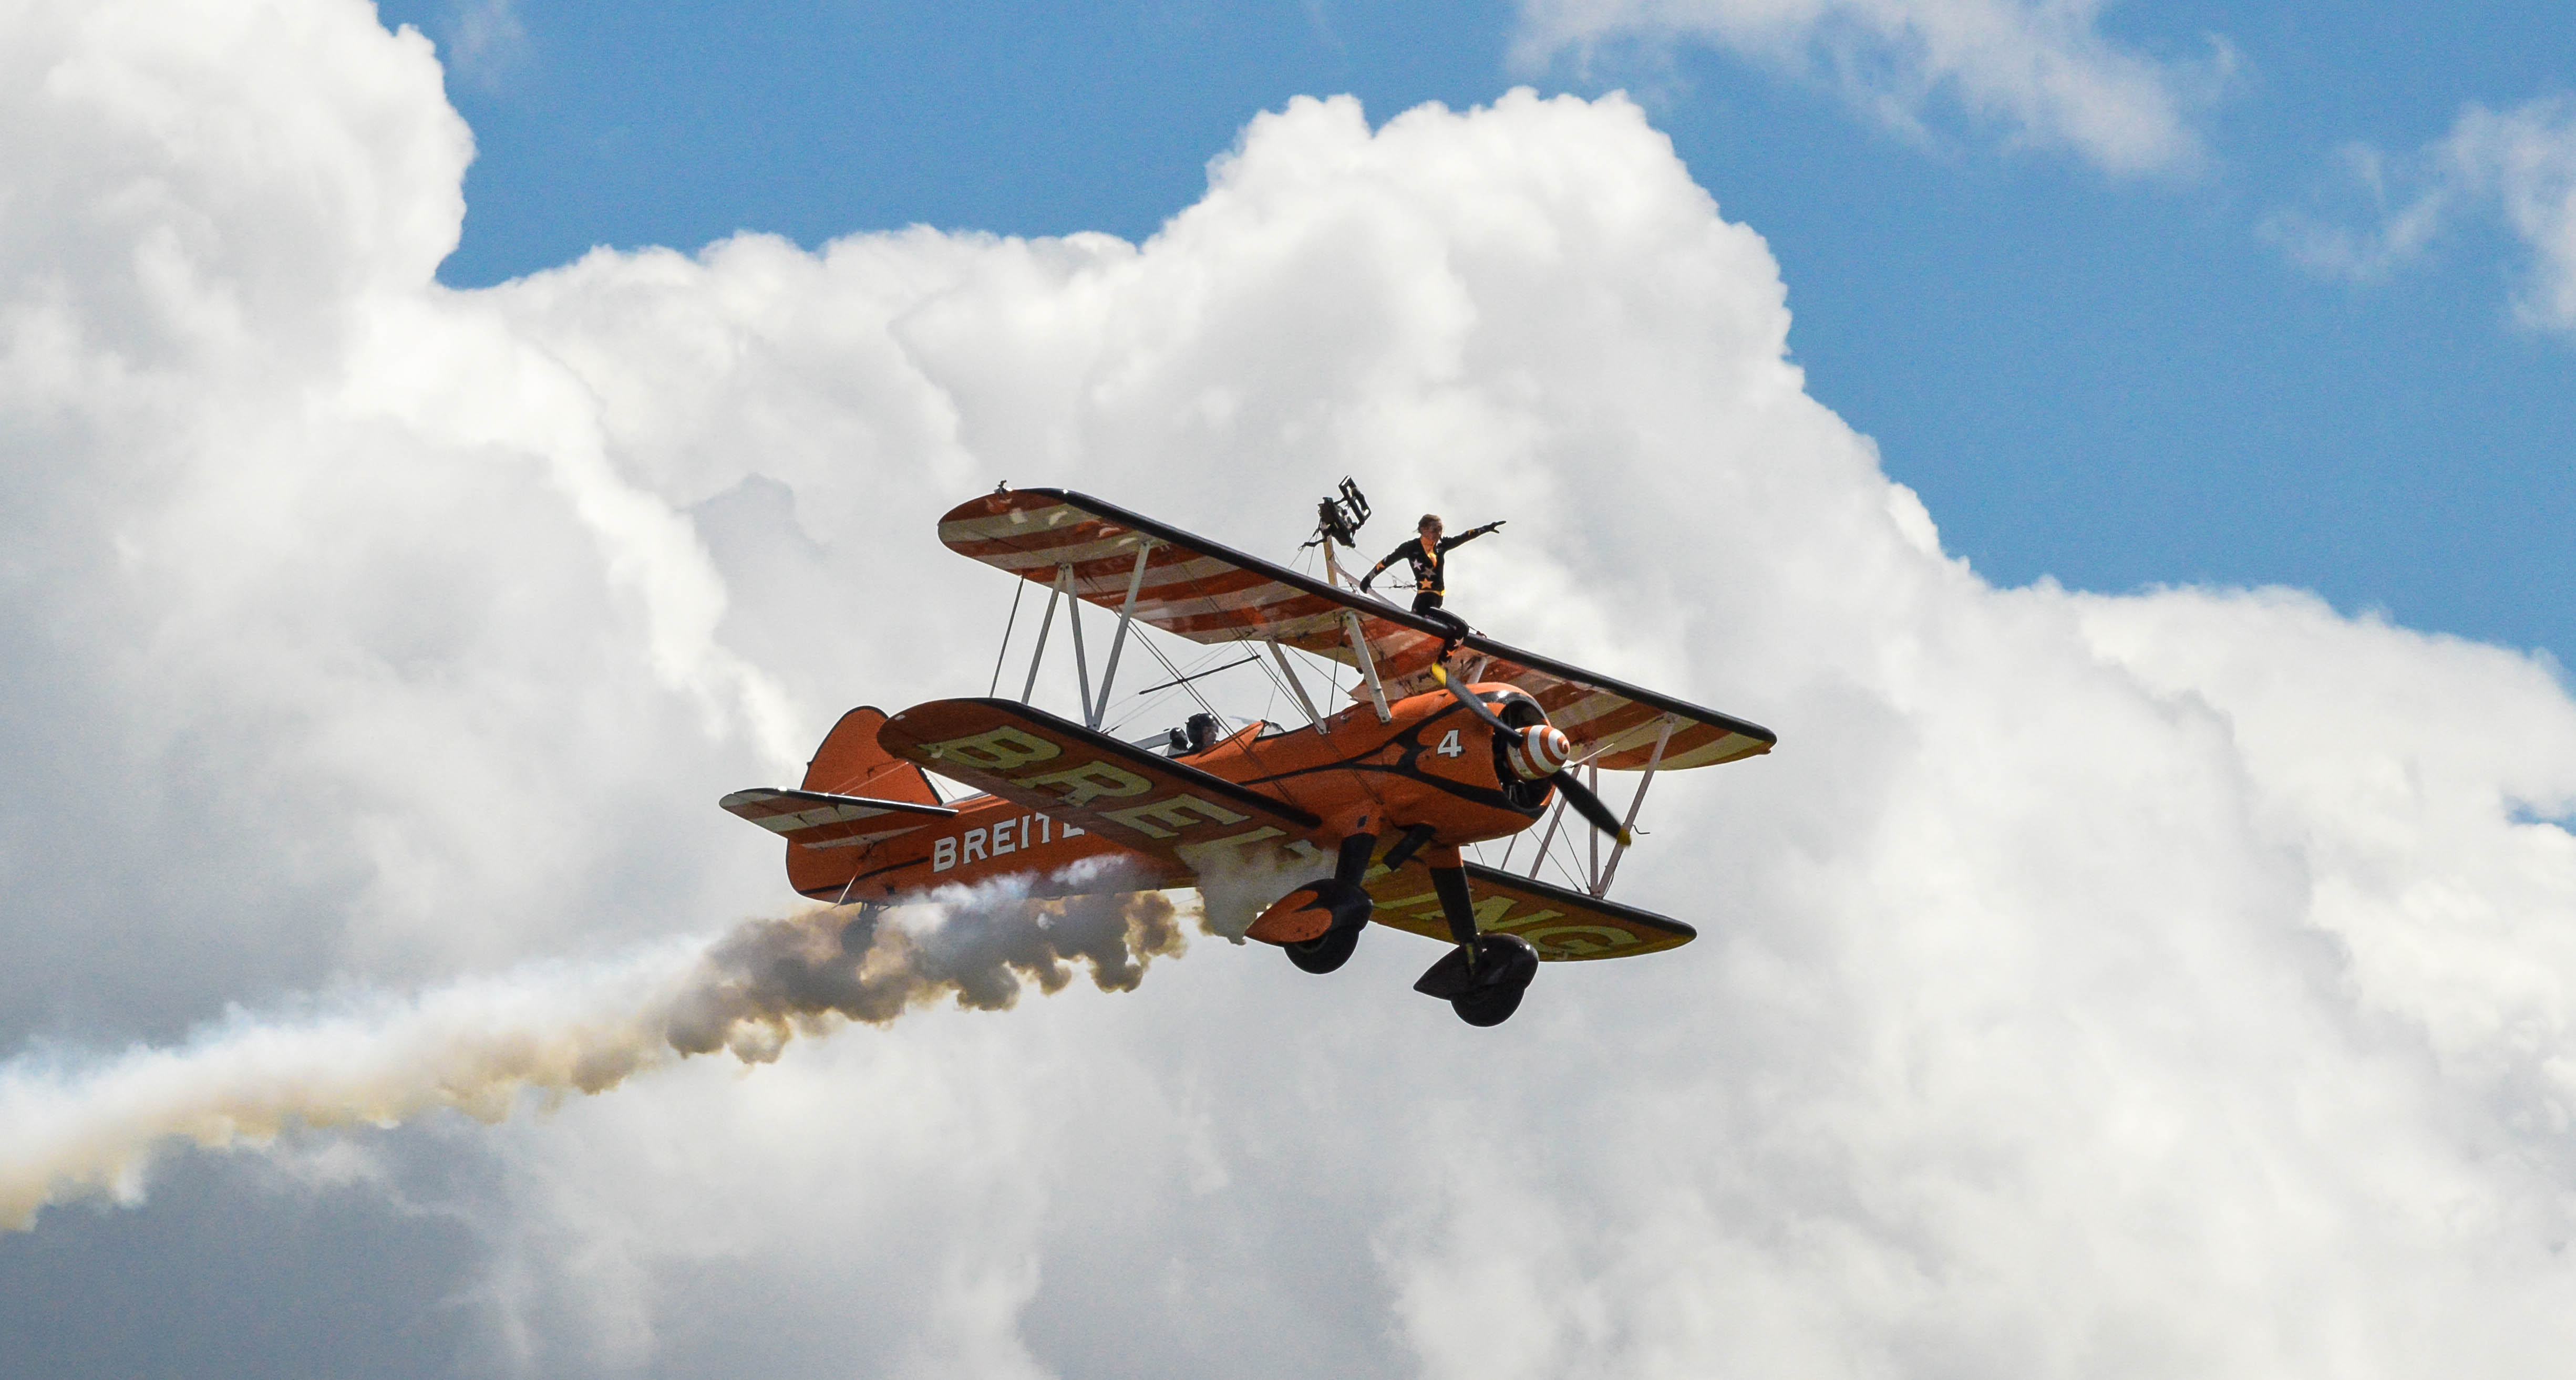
[1265,637,1329,733]
[1342,609,1393,724]
[1018,563,1100,724]
[1527,798,1568,881]
[1064,564,1094,727]
[1018,566,1067,705]
[1588,762,1602,890]
[1593,714,1677,897]
[1088,542,1156,730]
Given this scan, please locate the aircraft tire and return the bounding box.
[1450,983,1523,1026]
[1285,923,1362,974]
[1449,935,1538,1026]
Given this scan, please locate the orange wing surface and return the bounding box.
[938,489,1776,771]
[875,698,1326,866]
[1365,862,1696,962]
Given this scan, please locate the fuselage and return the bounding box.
[789,683,1553,904]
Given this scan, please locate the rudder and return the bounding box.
[802,706,943,805]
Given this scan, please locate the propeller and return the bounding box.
[1429,664,1632,847]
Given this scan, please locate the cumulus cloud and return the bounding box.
[2273,96,2576,331]
[8,0,2576,1375]
[1512,0,2232,174]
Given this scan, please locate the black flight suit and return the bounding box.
[1362,525,1497,647]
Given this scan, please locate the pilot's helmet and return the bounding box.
[1169,711,1223,755]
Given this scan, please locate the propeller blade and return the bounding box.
[1428,661,1511,732]
[1550,769,1633,847]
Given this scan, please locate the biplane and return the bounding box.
[720,485,1775,1025]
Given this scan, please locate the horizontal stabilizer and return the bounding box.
[1364,862,1694,962]
[719,787,957,849]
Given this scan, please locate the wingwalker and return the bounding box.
[719,485,1776,1026]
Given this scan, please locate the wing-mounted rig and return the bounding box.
[720,483,1776,1026]
[1301,475,1372,591]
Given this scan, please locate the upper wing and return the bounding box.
[1423,639,1770,770]
[719,788,956,849]
[1364,862,1696,961]
[875,697,1326,865]
[939,486,1374,653]
[938,487,1776,770]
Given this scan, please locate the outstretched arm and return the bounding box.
[1441,521,1505,552]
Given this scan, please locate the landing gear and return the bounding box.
[1271,832,1377,976]
[1409,860,1539,1025]
[1448,935,1539,1026]
[1413,931,1539,1025]
[1260,834,1542,1025]
[1285,922,1362,973]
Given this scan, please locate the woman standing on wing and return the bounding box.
[1360,513,1504,655]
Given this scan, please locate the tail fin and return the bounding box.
[801,706,942,805]
[714,707,954,902]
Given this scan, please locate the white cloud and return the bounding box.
[2263,142,2456,282]
[2273,96,2576,332]
[1512,0,2231,175]
[8,1,2576,1375]
[2448,98,2576,330]
[386,0,527,91]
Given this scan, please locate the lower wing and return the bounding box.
[1364,862,1695,961]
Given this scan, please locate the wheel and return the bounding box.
[1448,934,1538,1026]
[1450,981,1524,1026]
[1285,921,1362,974]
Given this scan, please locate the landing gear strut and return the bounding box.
[1283,833,1377,975]
[1410,856,1538,1025]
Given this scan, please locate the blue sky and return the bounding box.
[388,0,2576,662]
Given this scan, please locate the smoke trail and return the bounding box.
[0,863,1182,1231]
[1184,845,1313,943]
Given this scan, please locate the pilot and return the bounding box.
[1360,513,1503,656]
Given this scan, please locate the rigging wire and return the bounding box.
[1096,632,1233,739]
[1130,653,1261,697]
[986,576,1028,698]
[1246,638,1305,724]
[1136,634,1226,729]
[1282,547,1359,709]
[1545,841,1585,894]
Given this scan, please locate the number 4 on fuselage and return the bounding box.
[721,487,1776,1028]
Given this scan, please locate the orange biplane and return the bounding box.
[721,485,1775,1025]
